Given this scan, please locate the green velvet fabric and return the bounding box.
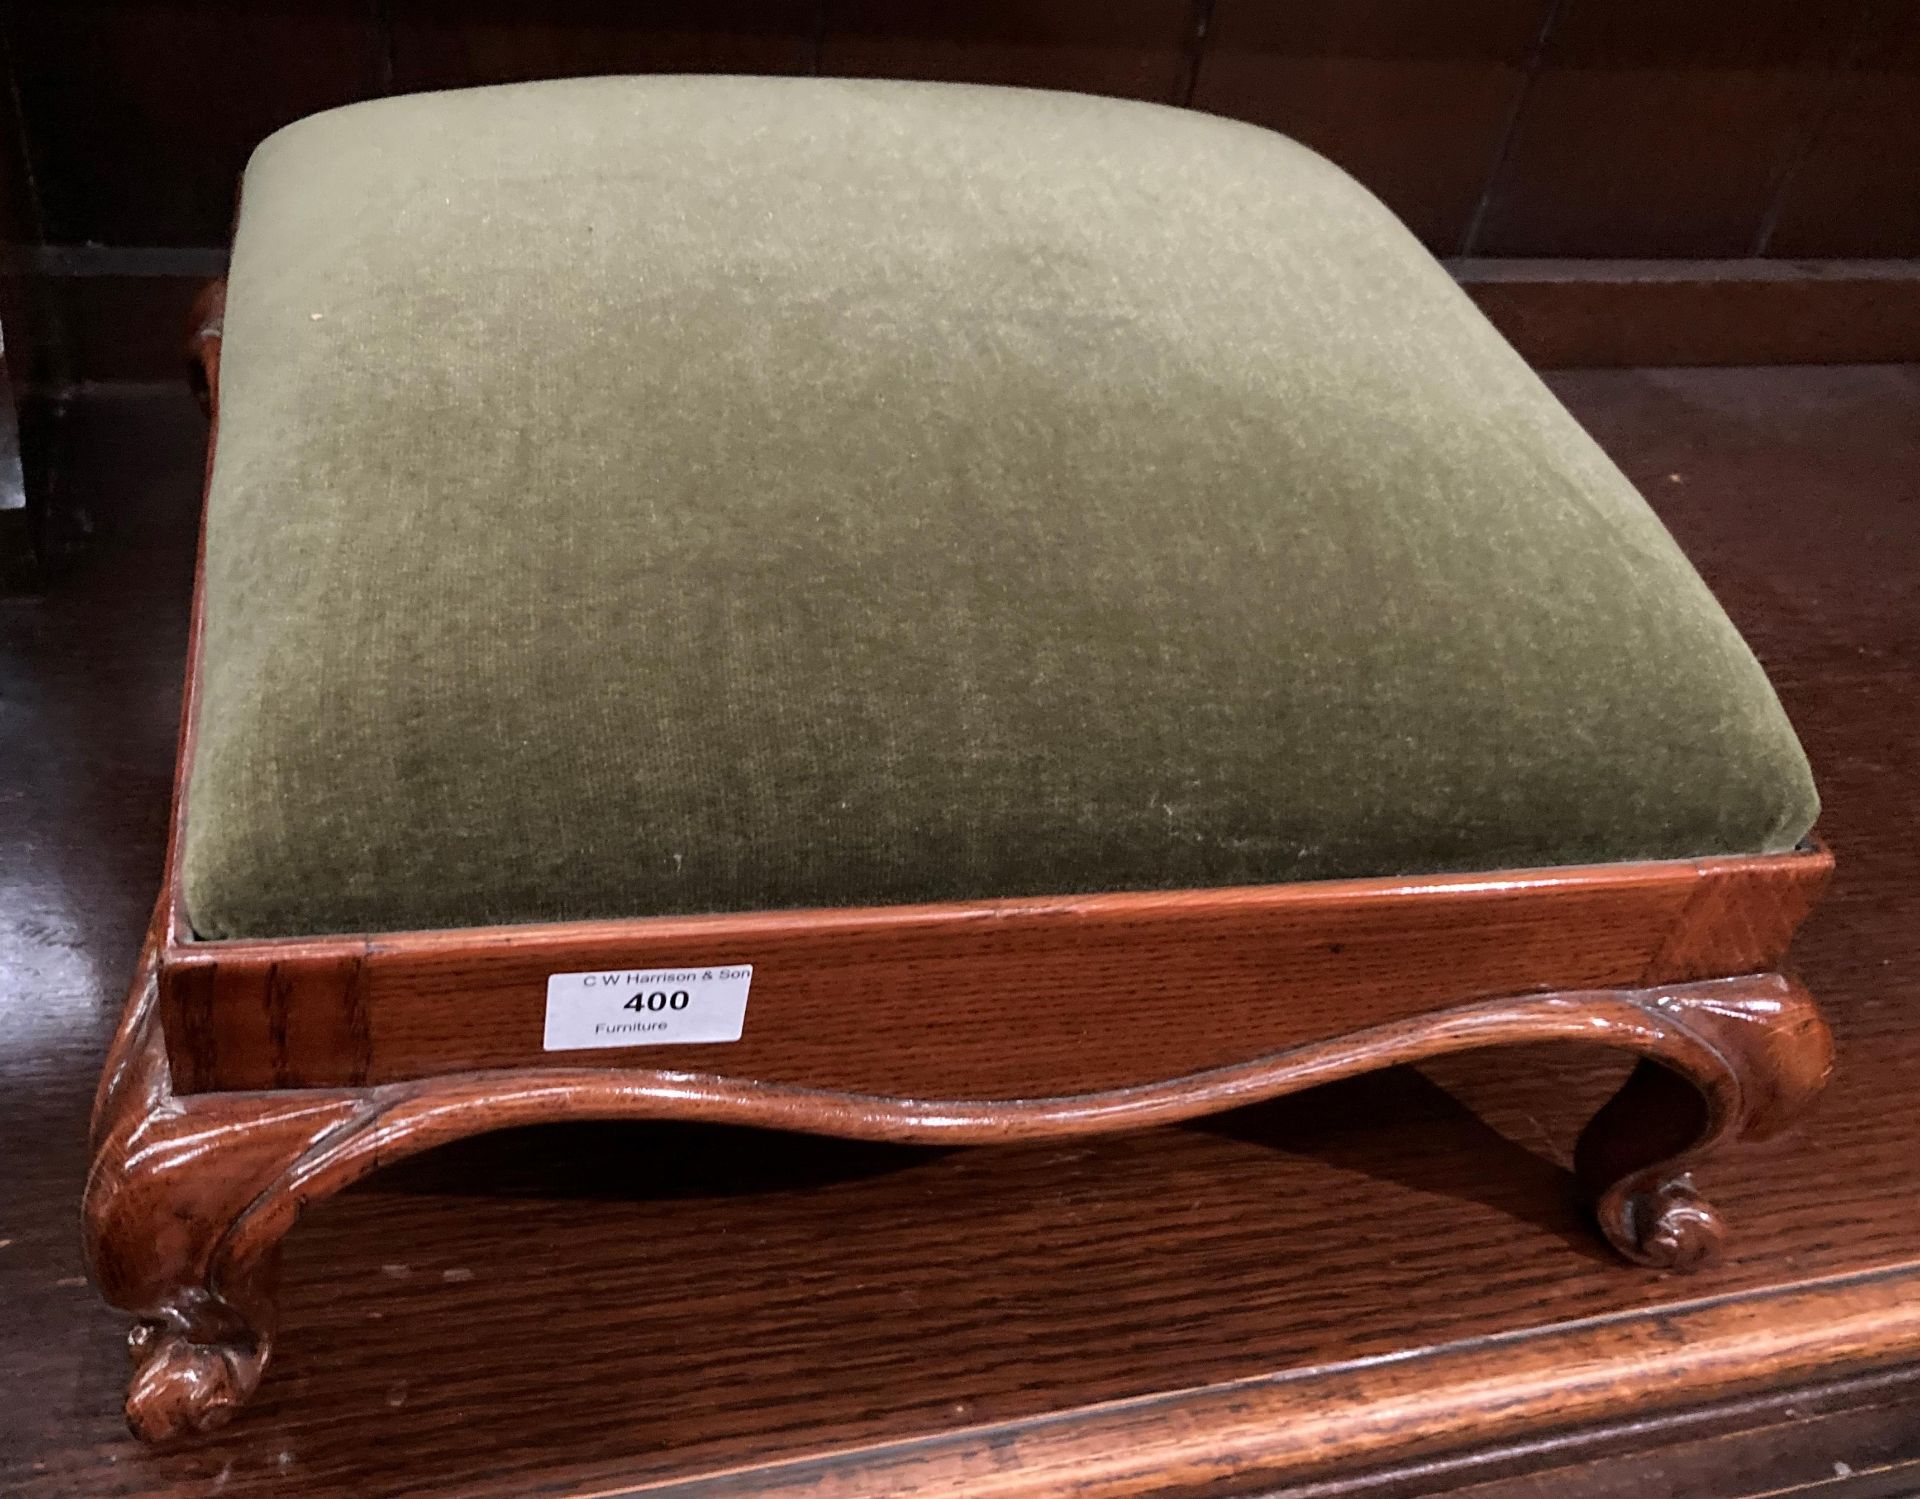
[181,76,1817,941]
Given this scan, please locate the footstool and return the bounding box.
[86,76,1831,1443]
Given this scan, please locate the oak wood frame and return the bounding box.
[85,279,1837,1445]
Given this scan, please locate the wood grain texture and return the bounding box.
[1458,258,1920,368]
[1191,0,1550,252]
[576,1269,1920,1497]
[11,368,1920,1495]
[158,854,1826,1094]
[1259,1365,1920,1498]
[88,949,1838,1443]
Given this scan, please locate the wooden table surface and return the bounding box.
[6,368,1919,1496]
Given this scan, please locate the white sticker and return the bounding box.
[543,964,752,1051]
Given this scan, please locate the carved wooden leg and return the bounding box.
[1574,973,1834,1271]
[86,937,1832,1441]
[117,1256,277,1444]
[84,952,362,1441]
[87,1100,363,1440]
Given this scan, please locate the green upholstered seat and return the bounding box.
[181,76,1817,941]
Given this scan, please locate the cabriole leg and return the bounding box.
[1574,974,1833,1271]
[85,952,362,1440]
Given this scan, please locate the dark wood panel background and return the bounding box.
[1,0,1914,259]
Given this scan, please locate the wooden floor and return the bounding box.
[6,369,1920,1496]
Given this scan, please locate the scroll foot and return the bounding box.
[124,1318,268,1442]
[1576,974,1832,1272]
